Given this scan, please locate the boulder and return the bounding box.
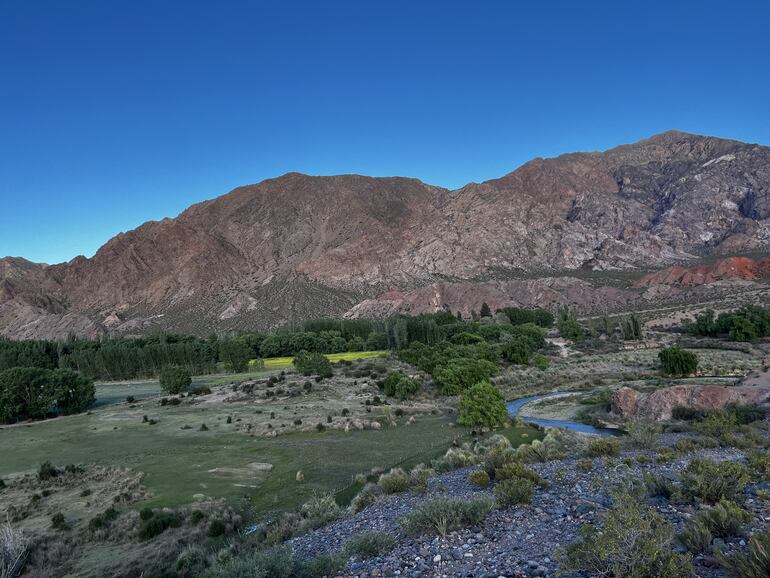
[611,384,770,421]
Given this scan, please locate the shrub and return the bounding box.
[695,411,737,440]
[434,447,478,472]
[293,350,333,379]
[468,470,490,488]
[351,483,382,513]
[139,507,154,521]
[586,438,620,458]
[457,381,508,427]
[680,518,713,553]
[577,459,593,472]
[409,464,434,493]
[494,478,534,506]
[382,372,421,400]
[503,336,532,365]
[560,494,695,577]
[494,462,544,486]
[515,436,566,463]
[88,507,119,532]
[345,531,397,558]
[626,421,660,449]
[532,354,550,370]
[207,519,227,537]
[159,365,191,394]
[698,499,751,538]
[644,473,674,499]
[37,461,59,481]
[138,511,182,540]
[718,528,770,578]
[299,492,340,527]
[659,346,698,376]
[677,459,749,504]
[51,512,69,531]
[378,468,410,494]
[400,497,495,536]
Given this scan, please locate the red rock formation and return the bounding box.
[611,384,770,421]
[634,256,770,288]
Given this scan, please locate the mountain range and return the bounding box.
[3,130,770,340]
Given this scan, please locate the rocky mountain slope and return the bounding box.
[4,130,770,339]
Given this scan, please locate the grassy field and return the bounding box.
[0,374,539,515]
[258,350,388,370]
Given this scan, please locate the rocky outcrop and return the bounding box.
[611,384,770,421]
[634,256,770,288]
[345,277,639,318]
[4,130,770,338]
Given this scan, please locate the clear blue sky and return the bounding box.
[2,0,769,264]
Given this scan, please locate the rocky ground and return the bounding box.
[289,440,769,578]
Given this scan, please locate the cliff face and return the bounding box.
[4,130,770,338]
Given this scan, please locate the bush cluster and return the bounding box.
[400,497,494,536]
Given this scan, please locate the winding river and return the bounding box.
[507,392,621,436]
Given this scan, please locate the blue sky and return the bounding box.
[2,0,769,264]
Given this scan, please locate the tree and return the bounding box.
[729,316,758,342]
[219,339,251,373]
[480,302,492,318]
[365,332,388,351]
[159,365,191,394]
[293,350,333,379]
[433,358,498,395]
[458,381,508,427]
[659,346,698,376]
[0,367,94,422]
[503,336,532,365]
[346,336,365,352]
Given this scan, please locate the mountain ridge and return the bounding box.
[4,130,770,339]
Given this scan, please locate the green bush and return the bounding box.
[351,483,382,513]
[345,531,397,558]
[138,511,182,540]
[208,519,227,537]
[532,354,550,370]
[378,468,410,494]
[680,518,713,553]
[560,494,695,577]
[51,512,69,531]
[382,372,421,400]
[457,381,508,427]
[400,497,494,536]
[468,470,490,488]
[37,461,59,481]
[503,336,532,365]
[159,365,191,394]
[586,438,620,457]
[299,492,340,527]
[677,459,749,504]
[494,478,534,506]
[659,346,698,376]
[293,350,333,379]
[698,499,751,538]
[494,462,544,486]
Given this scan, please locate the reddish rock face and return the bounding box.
[634,256,770,288]
[611,384,770,421]
[3,130,770,338]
